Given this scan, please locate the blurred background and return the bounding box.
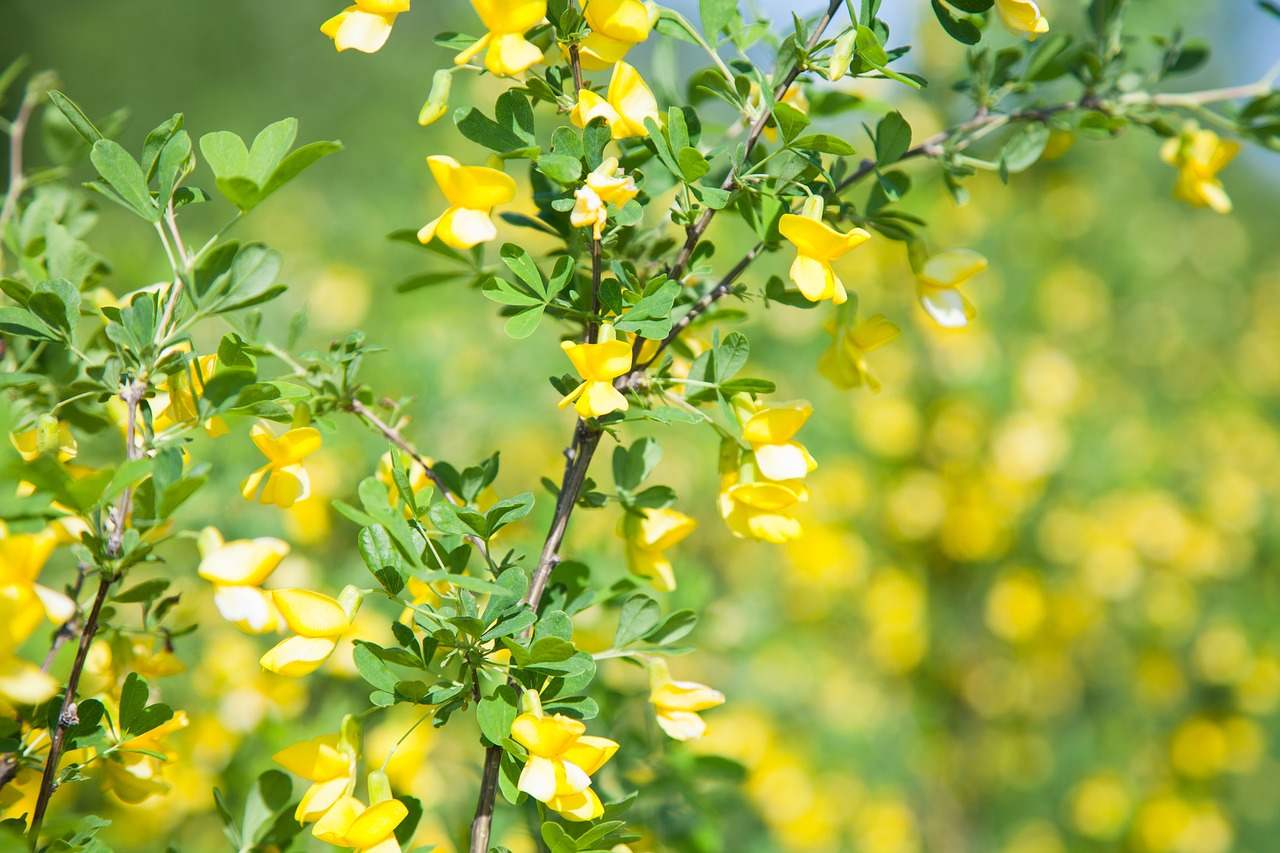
[4,1,1280,851]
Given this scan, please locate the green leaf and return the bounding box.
[614,594,661,647]
[141,113,184,181]
[29,278,80,335]
[999,122,1050,175]
[645,609,698,644]
[118,672,174,737]
[90,139,159,220]
[875,111,912,165]
[260,140,342,201]
[428,499,487,537]
[791,133,857,155]
[855,25,890,65]
[247,118,298,184]
[199,131,249,181]
[536,153,582,184]
[677,147,710,182]
[699,0,737,37]
[613,437,662,492]
[930,0,981,45]
[613,277,680,339]
[477,685,519,746]
[484,493,535,536]
[773,101,810,142]
[0,307,56,341]
[48,91,105,144]
[353,642,399,693]
[455,107,525,154]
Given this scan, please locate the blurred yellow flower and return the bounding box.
[321,1,410,53]
[418,155,518,249]
[260,587,360,676]
[984,570,1046,643]
[10,414,77,462]
[994,0,1049,40]
[571,156,639,239]
[197,527,288,634]
[156,353,229,438]
[1068,772,1130,840]
[1161,127,1239,214]
[455,0,547,77]
[618,507,696,591]
[240,422,322,509]
[313,795,408,852]
[0,525,72,707]
[578,0,653,70]
[778,197,870,305]
[818,313,900,392]
[648,660,724,741]
[558,334,632,418]
[916,249,987,328]
[274,732,359,822]
[740,401,818,481]
[511,696,619,821]
[572,61,659,140]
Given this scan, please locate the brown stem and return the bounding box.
[587,236,602,343]
[667,0,845,284]
[40,564,90,672]
[348,398,495,564]
[26,574,114,847]
[469,745,504,853]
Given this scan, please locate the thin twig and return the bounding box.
[587,236,602,343]
[666,0,845,283]
[0,84,38,273]
[26,574,114,847]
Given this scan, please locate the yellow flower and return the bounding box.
[617,507,696,591]
[321,1,410,53]
[197,527,289,635]
[740,401,818,481]
[274,732,359,823]
[818,313,900,391]
[511,699,619,822]
[558,332,632,419]
[994,0,1049,41]
[454,0,547,76]
[156,353,229,438]
[313,795,408,852]
[717,470,808,544]
[1160,127,1239,214]
[240,422,322,509]
[778,198,870,305]
[578,0,654,70]
[99,710,189,805]
[10,414,77,462]
[0,525,72,706]
[417,155,517,250]
[571,156,639,239]
[571,61,659,140]
[260,587,360,676]
[648,660,724,741]
[916,249,988,329]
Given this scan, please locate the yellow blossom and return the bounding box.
[100,711,189,805]
[1160,127,1239,214]
[994,0,1049,41]
[0,525,73,707]
[455,0,547,77]
[511,694,619,822]
[156,353,229,437]
[313,795,408,852]
[260,587,360,676]
[916,249,988,328]
[197,527,289,634]
[648,660,724,741]
[578,0,654,70]
[617,507,696,591]
[9,414,77,462]
[740,401,818,481]
[274,732,359,822]
[571,157,639,239]
[417,155,517,249]
[778,197,870,305]
[571,61,659,140]
[558,331,632,419]
[240,422,322,509]
[818,313,900,391]
[718,470,808,544]
[321,1,410,53]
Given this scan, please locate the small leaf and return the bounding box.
[614,594,661,647]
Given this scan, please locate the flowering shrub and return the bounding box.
[2,1,1279,852]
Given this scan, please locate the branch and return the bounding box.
[26,574,114,847]
[587,236,602,344]
[347,397,495,564]
[0,83,38,274]
[666,0,846,283]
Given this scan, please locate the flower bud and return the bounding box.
[367,769,393,803]
[828,29,857,81]
[338,584,364,622]
[418,68,452,126]
[519,688,544,717]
